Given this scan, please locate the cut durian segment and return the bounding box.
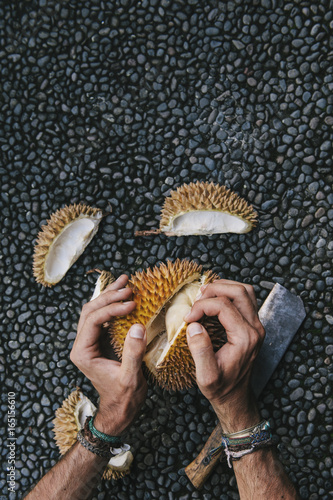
[135,181,257,237]
[33,204,104,287]
[53,388,134,481]
[108,259,225,391]
[88,269,115,301]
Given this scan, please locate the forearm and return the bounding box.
[233,447,299,500]
[24,442,108,500]
[213,394,299,500]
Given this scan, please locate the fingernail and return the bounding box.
[195,292,202,302]
[129,324,145,339]
[187,323,203,337]
[117,288,128,292]
[184,311,191,321]
[200,284,208,292]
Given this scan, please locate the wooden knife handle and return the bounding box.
[185,423,224,489]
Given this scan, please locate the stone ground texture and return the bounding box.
[1,0,332,498]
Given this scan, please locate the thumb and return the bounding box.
[187,323,220,390]
[120,324,147,379]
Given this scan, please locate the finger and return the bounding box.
[102,274,130,293]
[120,324,147,383]
[185,297,250,342]
[201,279,257,311]
[198,282,258,324]
[186,323,220,391]
[78,278,132,333]
[74,301,136,352]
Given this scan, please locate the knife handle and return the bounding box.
[185,423,224,489]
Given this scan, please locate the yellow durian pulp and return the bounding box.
[33,204,103,287]
[108,259,225,391]
[52,388,133,480]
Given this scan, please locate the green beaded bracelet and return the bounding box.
[88,416,122,445]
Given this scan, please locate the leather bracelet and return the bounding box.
[77,430,112,459]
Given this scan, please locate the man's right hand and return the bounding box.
[185,279,265,433]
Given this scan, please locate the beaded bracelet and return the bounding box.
[210,420,273,468]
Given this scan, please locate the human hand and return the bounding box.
[70,274,147,436]
[185,279,265,433]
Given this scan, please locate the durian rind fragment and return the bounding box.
[160,181,257,236]
[33,204,103,287]
[52,388,133,481]
[90,269,115,301]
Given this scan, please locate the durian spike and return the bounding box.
[33,203,104,287]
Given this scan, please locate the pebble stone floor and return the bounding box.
[1,0,332,499]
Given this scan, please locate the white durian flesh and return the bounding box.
[33,204,103,287]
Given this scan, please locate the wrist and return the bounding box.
[93,410,123,437]
[211,389,260,434]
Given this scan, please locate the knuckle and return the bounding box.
[81,302,91,314]
[86,310,98,324]
[245,284,255,295]
[200,372,221,392]
[218,295,230,307]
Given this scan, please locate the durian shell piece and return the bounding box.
[160,181,257,236]
[53,388,83,455]
[109,259,203,352]
[52,388,132,481]
[33,204,103,287]
[89,269,115,300]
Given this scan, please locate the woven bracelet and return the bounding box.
[209,419,273,468]
[88,415,123,445]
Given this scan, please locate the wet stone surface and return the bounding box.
[0,0,332,499]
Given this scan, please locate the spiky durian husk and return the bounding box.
[53,388,81,455]
[109,259,202,356]
[52,389,130,481]
[33,203,103,287]
[109,260,225,391]
[160,181,257,233]
[98,270,115,292]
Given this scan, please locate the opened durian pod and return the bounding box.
[135,181,257,237]
[53,388,134,480]
[33,204,104,287]
[106,259,226,391]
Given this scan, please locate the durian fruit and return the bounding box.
[108,259,225,391]
[53,388,134,480]
[88,269,115,300]
[135,181,257,237]
[33,204,104,287]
